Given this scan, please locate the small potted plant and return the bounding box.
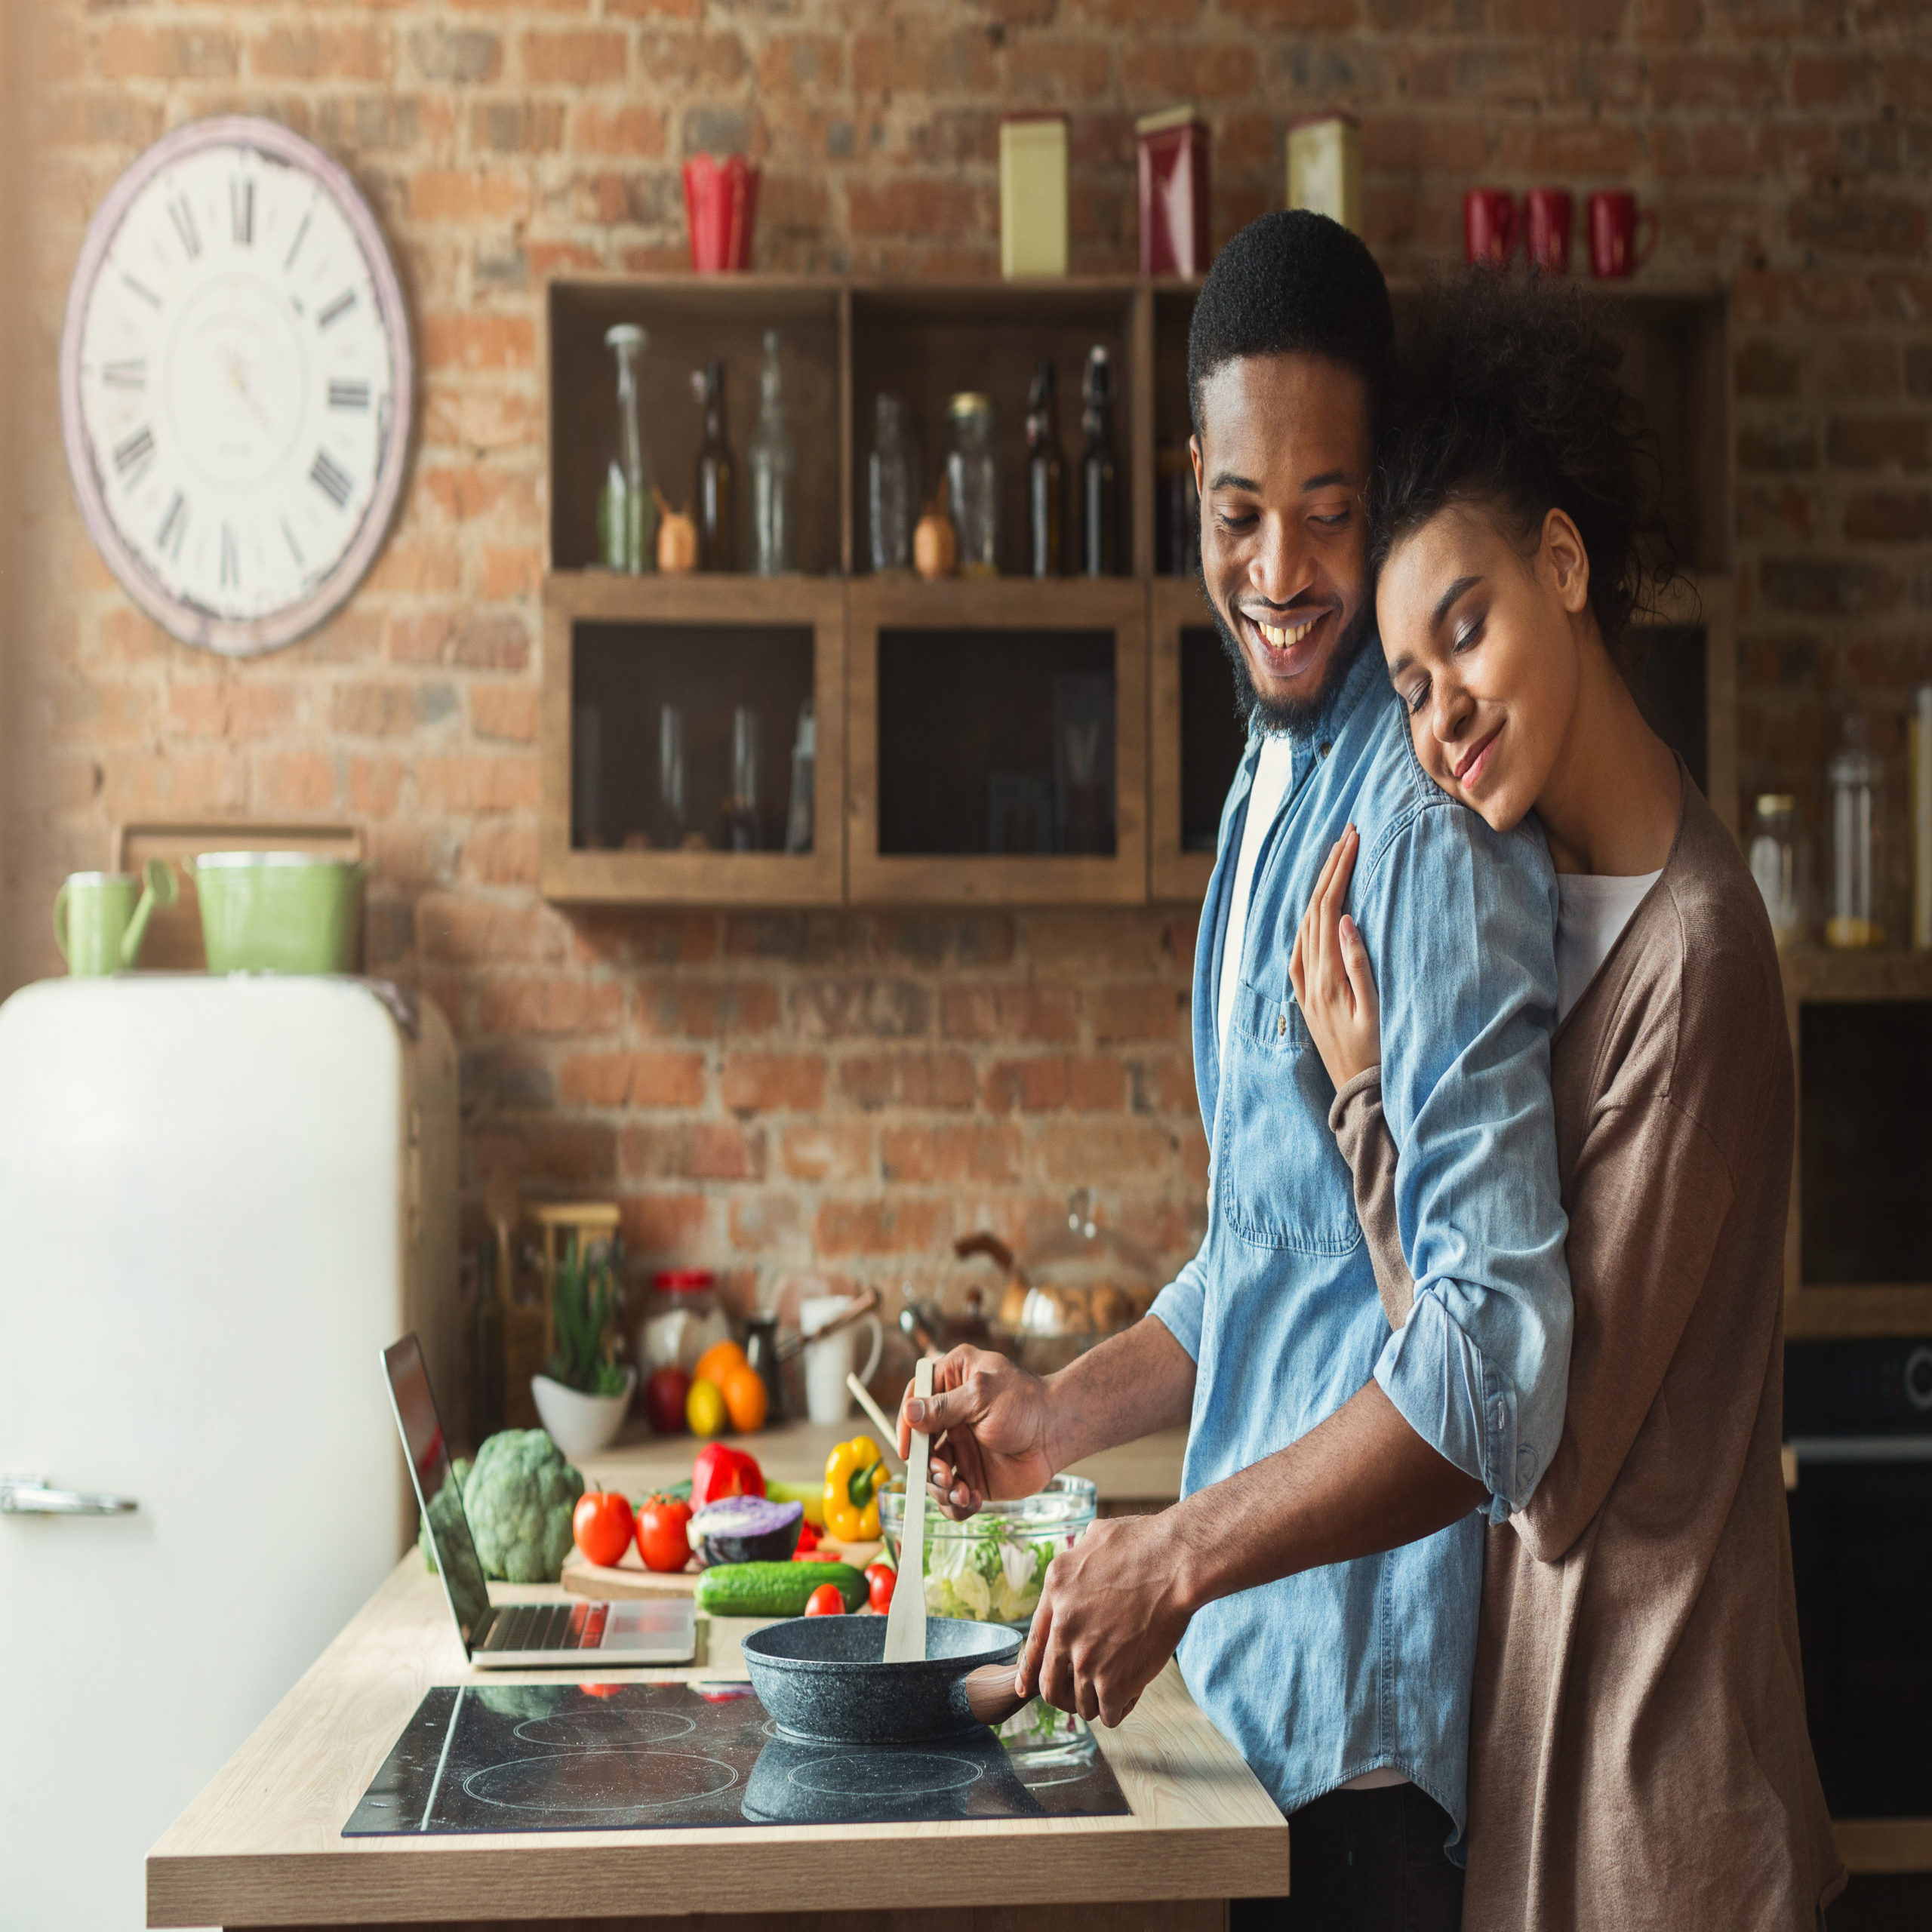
[529,1236,636,1457]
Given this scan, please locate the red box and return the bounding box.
[1137,109,1210,278]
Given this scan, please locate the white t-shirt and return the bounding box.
[1555,871,1662,1023]
[1217,734,1297,1055]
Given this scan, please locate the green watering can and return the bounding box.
[53,860,178,976]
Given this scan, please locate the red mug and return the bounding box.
[1463,189,1518,267]
[1587,190,1658,279]
[1523,188,1573,274]
[682,154,760,273]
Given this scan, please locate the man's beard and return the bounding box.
[1204,568,1373,737]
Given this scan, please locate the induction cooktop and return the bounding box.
[344,1681,1131,1833]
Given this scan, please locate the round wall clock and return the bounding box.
[60,116,413,657]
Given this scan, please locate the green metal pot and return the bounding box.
[186,853,371,974]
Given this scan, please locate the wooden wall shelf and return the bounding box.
[540,272,1733,909]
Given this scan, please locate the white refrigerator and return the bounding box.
[0,975,459,1932]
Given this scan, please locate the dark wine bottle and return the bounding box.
[1080,345,1119,577]
[1025,358,1066,579]
[693,360,737,572]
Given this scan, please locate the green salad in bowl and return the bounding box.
[878,1473,1097,1629]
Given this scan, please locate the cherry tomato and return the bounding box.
[571,1491,635,1570]
[864,1561,896,1614]
[636,1493,694,1574]
[804,1583,846,1617]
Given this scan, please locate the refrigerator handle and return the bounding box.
[0,1475,138,1515]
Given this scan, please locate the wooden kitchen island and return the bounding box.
[147,1555,1287,1930]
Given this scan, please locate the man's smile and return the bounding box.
[1241,603,1335,681]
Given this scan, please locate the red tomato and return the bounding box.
[636,1494,694,1574]
[804,1583,846,1617]
[864,1561,895,1614]
[572,1492,635,1570]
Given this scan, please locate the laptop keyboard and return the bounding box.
[478,1600,611,1653]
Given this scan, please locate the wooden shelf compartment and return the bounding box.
[545,275,848,577]
[1618,571,1739,836]
[846,576,1149,905]
[540,572,845,906]
[847,278,1150,581]
[1149,576,1245,903]
[1780,948,1932,1339]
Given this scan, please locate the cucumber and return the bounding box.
[696,1561,866,1618]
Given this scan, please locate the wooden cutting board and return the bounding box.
[562,1536,883,1600]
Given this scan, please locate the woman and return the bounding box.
[1288,272,1844,1930]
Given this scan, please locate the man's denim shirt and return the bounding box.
[1149,639,1572,1851]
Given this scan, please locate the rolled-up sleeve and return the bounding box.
[1149,1238,1210,1362]
[1357,801,1571,1519]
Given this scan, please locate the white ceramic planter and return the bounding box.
[531,1367,635,1457]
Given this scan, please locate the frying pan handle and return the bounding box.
[958,1663,1029,1730]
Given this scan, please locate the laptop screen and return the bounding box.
[382,1335,490,1647]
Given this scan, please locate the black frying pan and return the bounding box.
[740,1615,1030,1745]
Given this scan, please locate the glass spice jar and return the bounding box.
[1748,794,1807,949]
[945,392,999,577]
[1826,715,1885,950]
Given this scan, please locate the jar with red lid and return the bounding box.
[640,1268,729,1376]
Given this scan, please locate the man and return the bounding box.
[899,213,1573,1929]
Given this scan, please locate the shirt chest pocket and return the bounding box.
[1217,980,1364,1257]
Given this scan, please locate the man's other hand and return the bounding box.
[1018,1513,1189,1727]
[896,1346,1054,1518]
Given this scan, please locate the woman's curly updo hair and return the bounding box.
[1371,270,1672,647]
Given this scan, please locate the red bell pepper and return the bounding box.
[691,1441,765,1509]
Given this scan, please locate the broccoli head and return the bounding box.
[462,1429,585,1583]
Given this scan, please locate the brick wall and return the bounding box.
[6,1,1928,1311]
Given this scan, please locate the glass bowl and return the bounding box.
[878,1473,1097,1629]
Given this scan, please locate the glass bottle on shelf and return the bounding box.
[868,393,912,574]
[724,706,761,851]
[746,330,795,576]
[784,699,816,855]
[597,325,655,573]
[1080,345,1120,577]
[1826,715,1884,950]
[1025,359,1066,580]
[946,392,999,577]
[657,703,690,851]
[1748,794,1807,949]
[692,360,737,572]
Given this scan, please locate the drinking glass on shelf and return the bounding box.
[1826,715,1884,950]
[1748,794,1807,949]
[784,700,815,855]
[747,329,795,576]
[725,706,761,852]
[945,392,998,577]
[597,325,655,574]
[868,394,912,574]
[657,703,688,850]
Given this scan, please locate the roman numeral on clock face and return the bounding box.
[156,490,189,560]
[328,380,371,411]
[102,359,146,390]
[168,194,201,260]
[231,178,254,248]
[318,290,357,331]
[113,424,155,482]
[309,449,353,509]
[220,523,239,590]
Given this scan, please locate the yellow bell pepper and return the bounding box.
[823,1436,884,1542]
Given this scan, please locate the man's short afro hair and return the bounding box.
[1186,211,1395,441]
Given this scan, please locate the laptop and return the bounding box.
[382,1334,694,1669]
